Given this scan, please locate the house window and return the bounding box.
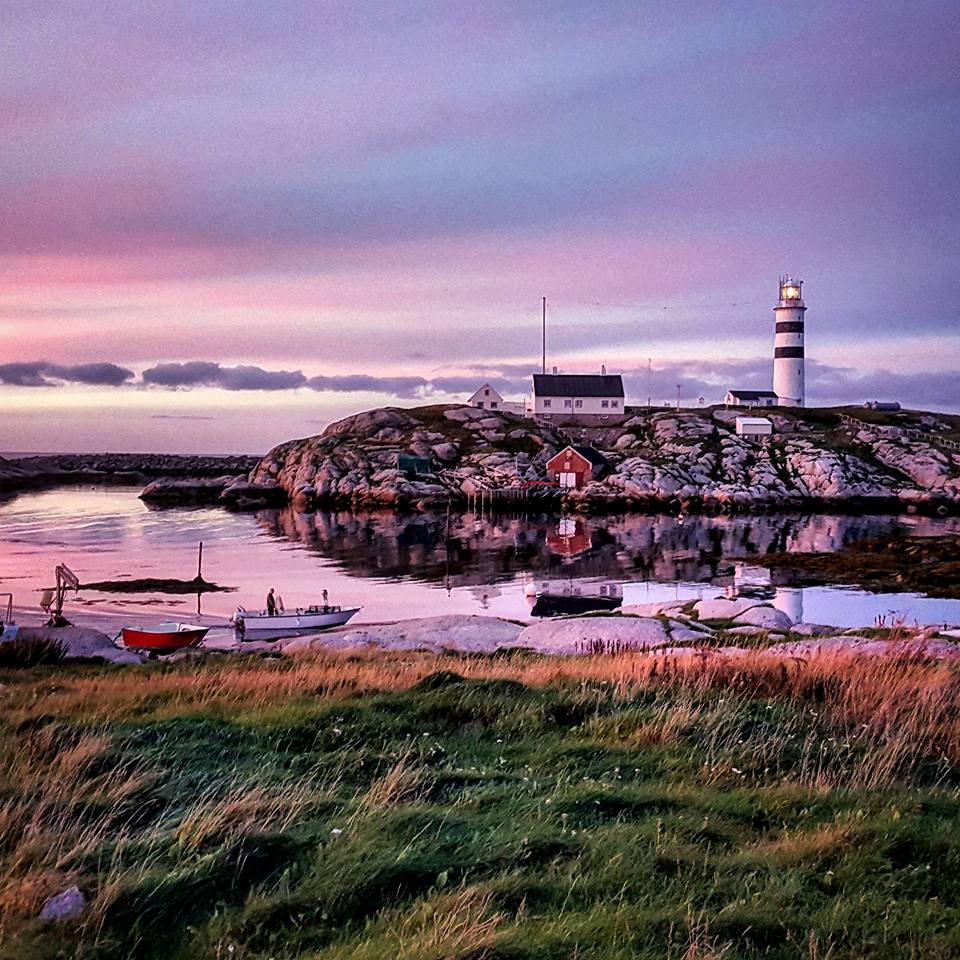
[601,400,609,409]
[490,402,498,409]
[476,401,484,408]
[574,400,583,408]
[611,400,619,409]
[564,399,573,408]
[484,389,490,396]
[543,399,551,408]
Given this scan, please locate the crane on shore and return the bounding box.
[39,563,80,627]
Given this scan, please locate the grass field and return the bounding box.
[2,648,960,959]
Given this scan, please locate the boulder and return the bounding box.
[139,475,238,504]
[443,407,487,423]
[40,885,86,922]
[733,605,794,630]
[763,636,960,660]
[515,616,669,655]
[281,615,524,655]
[17,626,143,665]
[621,601,687,618]
[693,597,765,621]
[724,625,785,637]
[219,479,287,508]
[431,442,460,462]
[790,622,835,637]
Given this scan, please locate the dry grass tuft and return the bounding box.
[0,728,154,930]
[361,885,506,960]
[357,755,426,813]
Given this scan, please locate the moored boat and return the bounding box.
[120,622,209,650]
[232,604,360,635]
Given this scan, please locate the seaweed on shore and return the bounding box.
[762,535,960,598]
[80,576,234,595]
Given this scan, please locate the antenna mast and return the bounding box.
[541,296,546,375]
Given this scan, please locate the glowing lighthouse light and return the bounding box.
[773,275,806,407]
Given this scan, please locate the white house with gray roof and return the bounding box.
[532,372,626,424]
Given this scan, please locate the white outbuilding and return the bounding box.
[725,389,779,409]
[467,383,525,414]
[735,416,773,438]
[468,383,504,410]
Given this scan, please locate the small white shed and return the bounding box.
[735,416,773,437]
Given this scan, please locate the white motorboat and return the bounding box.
[231,603,361,635]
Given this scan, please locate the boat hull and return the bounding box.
[235,606,360,634]
[121,625,209,650]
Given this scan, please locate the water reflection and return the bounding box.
[3,487,959,629]
[253,507,958,596]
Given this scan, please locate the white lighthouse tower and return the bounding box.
[773,275,806,407]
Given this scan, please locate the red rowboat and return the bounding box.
[120,622,209,651]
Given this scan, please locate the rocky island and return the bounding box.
[8,406,958,515]
[176,403,960,514]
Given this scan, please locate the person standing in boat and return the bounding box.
[322,588,329,610]
[266,588,277,616]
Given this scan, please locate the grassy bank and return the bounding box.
[2,649,960,959]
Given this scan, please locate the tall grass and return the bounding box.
[7,649,960,780]
[2,649,960,958]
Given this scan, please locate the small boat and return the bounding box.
[120,622,209,650]
[232,604,360,636]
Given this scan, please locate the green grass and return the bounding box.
[2,656,960,959]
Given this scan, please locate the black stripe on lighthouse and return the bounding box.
[775,346,805,359]
[776,321,805,334]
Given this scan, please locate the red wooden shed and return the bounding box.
[546,446,608,490]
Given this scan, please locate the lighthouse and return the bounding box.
[773,276,806,407]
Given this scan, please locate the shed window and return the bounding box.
[611,400,619,409]
[601,400,609,409]
[564,399,573,408]
[543,399,551,408]
[574,400,583,408]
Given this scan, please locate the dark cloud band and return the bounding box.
[142,362,306,391]
[2,358,957,412]
[0,361,134,387]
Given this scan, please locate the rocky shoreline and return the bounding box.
[12,599,960,666]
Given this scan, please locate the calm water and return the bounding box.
[1,486,959,632]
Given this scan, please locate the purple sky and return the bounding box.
[1,0,958,452]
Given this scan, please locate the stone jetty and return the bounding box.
[0,452,259,497]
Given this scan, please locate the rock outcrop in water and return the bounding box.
[245,404,960,514]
